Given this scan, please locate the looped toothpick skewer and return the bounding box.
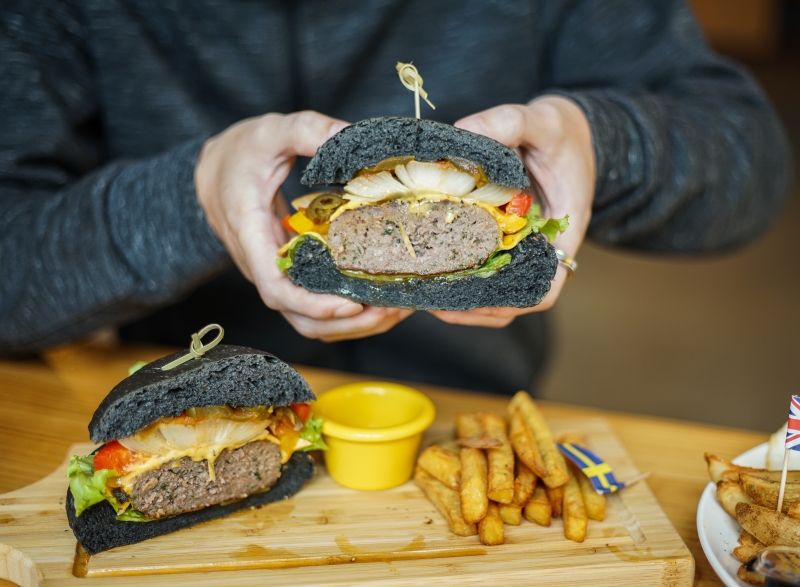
[396,62,435,119]
[161,323,225,371]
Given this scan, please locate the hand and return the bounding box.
[195,111,413,341]
[430,96,595,328]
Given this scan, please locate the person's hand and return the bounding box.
[195,111,413,341]
[430,95,595,328]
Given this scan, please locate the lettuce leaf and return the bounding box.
[515,204,569,244]
[299,415,328,451]
[67,455,120,517]
[67,454,153,521]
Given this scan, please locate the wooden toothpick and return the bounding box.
[396,62,435,119]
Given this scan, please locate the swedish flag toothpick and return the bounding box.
[558,443,649,495]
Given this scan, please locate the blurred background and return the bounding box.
[540,0,799,432]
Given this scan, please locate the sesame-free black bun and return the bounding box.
[287,232,557,310]
[66,451,315,555]
[89,345,314,443]
[301,117,530,189]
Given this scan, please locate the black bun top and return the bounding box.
[88,345,315,443]
[301,117,530,190]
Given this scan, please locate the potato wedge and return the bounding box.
[478,501,504,545]
[498,503,522,526]
[563,466,588,543]
[460,447,489,524]
[513,460,537,506]
[789,501,800,520]
[572,465,605,522]
[479,412,515,504]
[740,472,800,512]
[732,541,767,563]
[737,563,766,586]
[417,446,461,491]
[717,480,754,518]
[457,437,503,449]
[705,453,800,484]
[546,485,564,519]
[736,502,800,547]
[414,467,477,537]
[508,391,568,488]
[509,408,547,478]
[523,484,552,527]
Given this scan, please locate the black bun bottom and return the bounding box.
[287,233,557,311]
[66,451,315,555]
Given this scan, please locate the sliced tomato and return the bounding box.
[505,193,533,217]
[93,440,135,474]
[281,214,295,233]
[290,402,311,424]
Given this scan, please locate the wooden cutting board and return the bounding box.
[0,418,693,586]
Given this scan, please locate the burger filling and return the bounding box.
[278,158,568,279]
[67,403,325,521]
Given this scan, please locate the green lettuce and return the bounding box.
[66,454,153,521]
[299,415,328,451]
[516,204,569,244]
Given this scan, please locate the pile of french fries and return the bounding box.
[414,391,605,546]
[706,453,800,585]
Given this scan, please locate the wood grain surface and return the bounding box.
[0,341,767,586]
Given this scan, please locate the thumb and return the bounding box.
[455,104,529,150]
[276,111,350,158]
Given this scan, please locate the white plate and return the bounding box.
[696,443,767,587]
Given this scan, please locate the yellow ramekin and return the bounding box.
[313,382,436,491]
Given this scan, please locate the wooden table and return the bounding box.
[0,341,767,586]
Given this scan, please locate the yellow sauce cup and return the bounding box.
[313,382,436,491]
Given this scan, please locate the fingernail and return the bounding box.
[455,115,487,136]
[334,303,362,318]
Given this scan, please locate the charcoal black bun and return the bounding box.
[89,345,314,443]
[301,117,530,189]
[287,232,557,310]
[66,451,315,555]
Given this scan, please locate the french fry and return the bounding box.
[509,408,547,478]
[546,485,564,518]
[414,467,477,536]
[457,437,503,449]
[736,502,800,547]
[508,391,568,488]
[717,480,754,519]
[563,466,588,543]
[417,446,461,490]
[524,484,552,527]
[513,460,537,506]
[498,503,522,526]
[479,412,515,504]
[572,464,605,522]
[739,472,800,513]
[456,413,483,439]
[459,447,489,524]
[737,564,766,586]
[478,501,505,545]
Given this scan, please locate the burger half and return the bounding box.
[278,117,568,310]
[66,344,323,554]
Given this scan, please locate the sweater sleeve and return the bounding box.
[0,4,229,354]
[542,0,791,253]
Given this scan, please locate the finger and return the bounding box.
[273,111,349,158]
[455,104,530,149]
[429,310,517,328]
[283,307,413,341]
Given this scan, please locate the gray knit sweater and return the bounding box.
[0,1,791,376]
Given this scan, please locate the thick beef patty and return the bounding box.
[327,200,500,275]
[130,440,281,519]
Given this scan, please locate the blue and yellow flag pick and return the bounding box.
[558,443,648,495]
